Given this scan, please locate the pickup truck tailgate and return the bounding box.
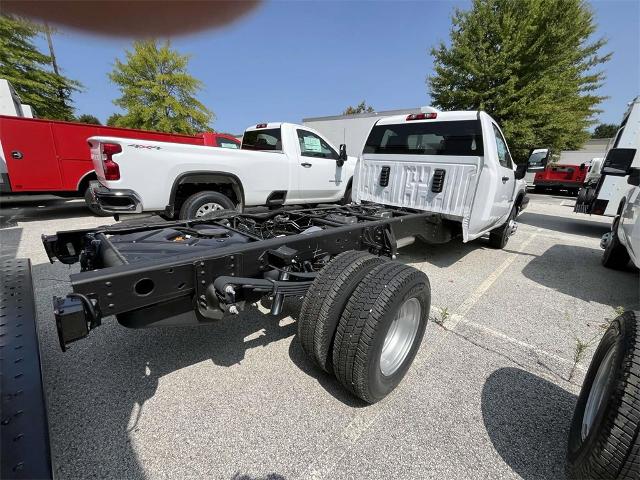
[354,155,480,219]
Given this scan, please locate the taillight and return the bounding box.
[407,112,437,121]
[256,123,267,129]
[101,142,122,181]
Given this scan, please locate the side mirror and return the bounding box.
[602,148,636,176]
[337,144,347,167]
[515,163,527,180]
[628,168,640,187]
[579,163,586,171]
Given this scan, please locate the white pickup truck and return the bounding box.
[88,122,357,219]
[354,109,529,247]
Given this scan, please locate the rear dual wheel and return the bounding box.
[298,252,431,403]
[602,215,630,270]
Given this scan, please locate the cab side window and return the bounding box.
[296,130,337,160]
[492,124,512,169]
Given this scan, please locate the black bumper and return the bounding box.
[88,181,143,214]
[1,259,52,479]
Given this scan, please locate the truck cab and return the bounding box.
[353,108,527,245]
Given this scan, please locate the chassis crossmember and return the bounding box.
[42,204,442,351]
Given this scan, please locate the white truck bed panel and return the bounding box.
[354,156,479,219]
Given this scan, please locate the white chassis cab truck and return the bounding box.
[575,97,640,217]
[88,122,357,219]
[354,109,529,248]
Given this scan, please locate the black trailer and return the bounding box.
[42,204,441,403]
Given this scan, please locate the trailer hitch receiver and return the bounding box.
[53,294,101,351]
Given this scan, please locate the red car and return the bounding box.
[533,163,588,195]
[0,115,239,210]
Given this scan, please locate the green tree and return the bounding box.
[343,101,375,115]
[0,15,80,120]
[592,123,618,139]
[106,113,122,127]
[109,40,213,134]
[76,114,101,125]
[428,0,610,163]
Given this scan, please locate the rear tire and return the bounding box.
[340,187,352,205]
[179,191,236,219]
[298,251,388,373]
[83,187,111,217]
[332,262,430,403]
[489,206,516,249]
[567,311,640,480]
[602,216,630,270]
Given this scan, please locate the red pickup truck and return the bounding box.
[533,163,588,195]
[0,115,240,212]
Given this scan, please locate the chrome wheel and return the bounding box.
[195,202,225,217]
[380,297,421,376]
[582,345,615,441]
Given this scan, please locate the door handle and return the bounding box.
[301,162,312,168]
[11,150,23,160]
[501,176,509,183]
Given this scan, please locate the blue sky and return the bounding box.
[35,0,639,134]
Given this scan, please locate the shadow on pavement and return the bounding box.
[232,473,285,480]
[518,211,609,239]
[31,264,348,478]
[288,338,368,408]
[0,226,22,260]
[398,236,483,268]
[0,199,96,227]
[521,244,639,308]
[482,367,576,480]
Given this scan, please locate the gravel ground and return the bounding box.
[1,193,638,480]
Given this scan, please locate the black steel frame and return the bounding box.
[42,205,437,350]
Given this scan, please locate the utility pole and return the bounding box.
[43,22,67,107]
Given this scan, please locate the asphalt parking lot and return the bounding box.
[1,193,638,480]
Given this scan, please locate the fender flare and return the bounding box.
[76,170,97,192]
[167,171,245,214]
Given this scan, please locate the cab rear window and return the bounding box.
[217,137,240,149]
[242,128,282,151]
[364,120,483,156]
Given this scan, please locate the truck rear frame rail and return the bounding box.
[43,205,441,351]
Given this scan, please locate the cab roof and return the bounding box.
[245,122,283,131]
[375,110,480,126]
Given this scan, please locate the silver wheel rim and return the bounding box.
[582,345,615,441]
[195,202,225,217]
[380,297,421,376]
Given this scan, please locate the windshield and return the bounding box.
[241,128,282,151]
[528,151,547,167]
[364,120,483,156]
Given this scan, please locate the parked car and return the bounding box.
[87,122,358,219]
[0,79,240,215]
